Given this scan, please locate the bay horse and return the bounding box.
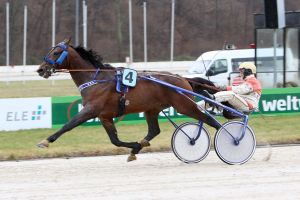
[37,39,221,161]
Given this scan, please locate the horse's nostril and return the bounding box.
[37,68,46,77]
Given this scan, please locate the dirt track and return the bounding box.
[0,145,299,200]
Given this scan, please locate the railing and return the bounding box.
[0,61,194,82]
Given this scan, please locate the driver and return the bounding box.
[198,62,262,113]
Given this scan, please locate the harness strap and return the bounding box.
[78,67,112,92]
[115,70,129,93]
[78,80,98,92]
[92,68,101,80]
[78,79,113,92]
[117,93,126,117]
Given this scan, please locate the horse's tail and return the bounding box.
[186,77,220,95]
[187,77,240,119]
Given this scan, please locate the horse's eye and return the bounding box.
[53,52,60,56]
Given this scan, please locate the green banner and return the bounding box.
[257,88,300,114]
[52,87,300,127]
[52,96,186,127]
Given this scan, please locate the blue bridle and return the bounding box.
[44,42,69,65]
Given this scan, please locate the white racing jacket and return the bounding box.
[226,74,262,110]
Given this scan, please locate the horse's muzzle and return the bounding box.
[37,66,53,79]
[37,68,45,76]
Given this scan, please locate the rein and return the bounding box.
[54,68,115,73]
[55,68,187,92]
[54,68,184,80]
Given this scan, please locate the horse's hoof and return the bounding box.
[127,154,137,162]
[140,139,150,147]
[37,140,49,148]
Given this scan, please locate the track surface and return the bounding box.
[0,146,299,200]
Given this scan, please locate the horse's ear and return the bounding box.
[64,37,72,45]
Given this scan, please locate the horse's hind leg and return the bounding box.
[139,110,161,148]
[101,117,142,162]
[127,111,161,161]
[172,95,221,130]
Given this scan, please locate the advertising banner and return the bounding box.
[0,97,52,131]
[258,88,300,114]
[1,88,298,131]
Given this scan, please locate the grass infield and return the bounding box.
[0,115,299,161]
[0,80,79,98]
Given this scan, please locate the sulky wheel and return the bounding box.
[214,121,256,165]
[171,122,211,163]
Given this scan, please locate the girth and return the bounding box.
[115,69,130,117]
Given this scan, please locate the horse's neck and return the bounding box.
[68,58,97,88]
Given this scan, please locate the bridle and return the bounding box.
[43,42,69,77]
[44,42,68,65]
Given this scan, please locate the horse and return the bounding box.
[37,39,221,161]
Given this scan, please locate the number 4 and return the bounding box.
[122,69,137,87]
[125,72,133,83]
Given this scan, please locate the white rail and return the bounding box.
[0,61,194,82]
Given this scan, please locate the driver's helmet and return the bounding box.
[239,62,256,74]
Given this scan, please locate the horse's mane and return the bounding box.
[73,46,114,69]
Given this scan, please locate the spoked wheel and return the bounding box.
[171,122,211,163]
[214,121,256,165]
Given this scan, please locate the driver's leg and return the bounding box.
[214,91,249,112]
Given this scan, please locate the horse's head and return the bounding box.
[37,38,71,78]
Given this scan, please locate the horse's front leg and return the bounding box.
[37,106,95,148]
[101,118,142,162]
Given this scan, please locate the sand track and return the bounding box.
[0,145,299,200]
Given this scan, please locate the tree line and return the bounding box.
[0,0,298,65]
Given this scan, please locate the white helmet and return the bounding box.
[239,62,256,74]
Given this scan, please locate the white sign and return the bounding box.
[122,68,137,87]
[0,97,52,131]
